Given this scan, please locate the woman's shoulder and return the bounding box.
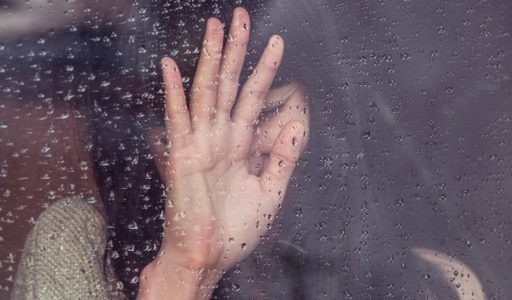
[12,196,123,300]
[24,196,109,252]
[18,195,108,256]
[34,196,107,232]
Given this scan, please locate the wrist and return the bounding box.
[137,258,201,300]
[137,253,225,300]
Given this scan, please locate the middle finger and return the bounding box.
[215,7,251,121]
[190,17,224,130]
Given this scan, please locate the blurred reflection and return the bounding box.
[0,0,101,296]
[1,0,511,299]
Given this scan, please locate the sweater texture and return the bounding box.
[11,196,125,299]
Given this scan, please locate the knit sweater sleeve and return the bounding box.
[11,196,125,300]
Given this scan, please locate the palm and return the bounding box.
[167,118,296,270]
[158,8,306,272]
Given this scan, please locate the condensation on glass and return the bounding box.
[0,0,511,299]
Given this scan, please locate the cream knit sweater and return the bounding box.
[11,196,125,299]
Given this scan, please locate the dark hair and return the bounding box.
[87,1,408,297]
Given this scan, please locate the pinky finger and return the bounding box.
[259,121,306,205]
[161,57,192,146]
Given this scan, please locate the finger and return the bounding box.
[251,85,309,155]
[190,18,224,129]
[259,121,306,205]
[216,7,250,120]
[144,126,169,182]
[232,35,284,128]
[161,57,191,146]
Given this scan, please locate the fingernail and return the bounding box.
[233,7,249,30]
[234,7,246,17]
[161,57,173,68]
[269,35,282,49]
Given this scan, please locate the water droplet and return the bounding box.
[86,197,97,204]
[127,222,139,230]
[41,144,50,154]
[80,161,88,171]
[231,283,240,291]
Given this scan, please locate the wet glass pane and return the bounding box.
[1,0,511,299]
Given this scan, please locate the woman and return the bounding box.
[12,5,310,300]
[136,7,309,299]
[8,0,510,299]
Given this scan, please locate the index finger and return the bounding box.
[161,57,191,147]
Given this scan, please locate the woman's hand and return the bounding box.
[138,7,308,299]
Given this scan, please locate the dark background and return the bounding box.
[1,0,511,298]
